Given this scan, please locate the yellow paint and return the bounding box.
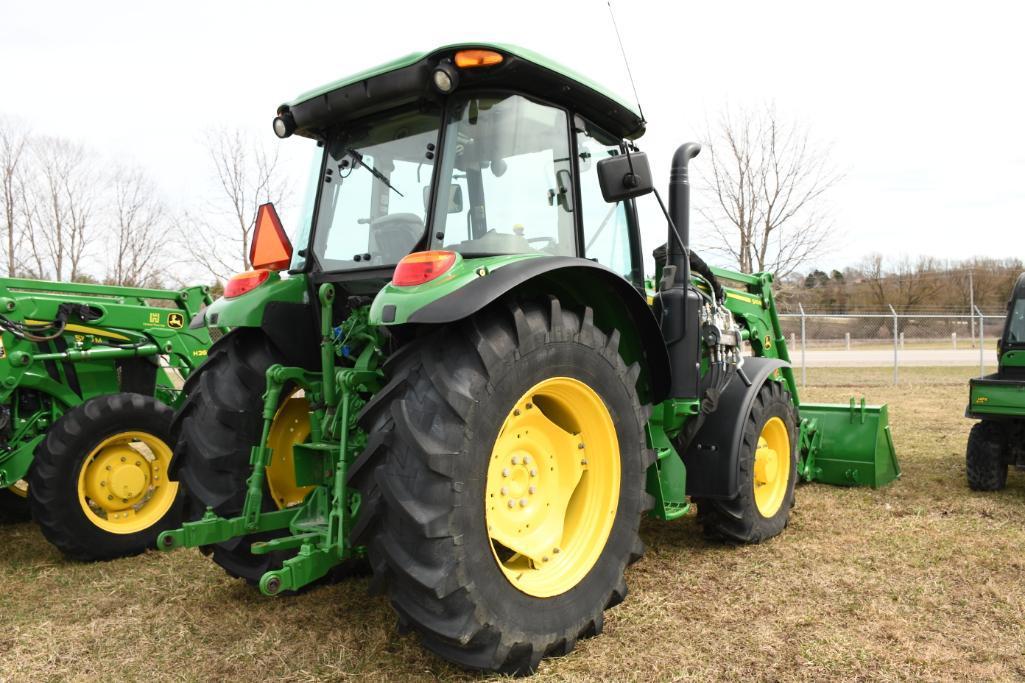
[265,392,315,508]
[753,416,790,518]
[975,396,989,404]
[725,291,761,306]
[8,480,28,498]
[192,349,208,357]
[485,377,620,598]
[26,320,130,342]
[77,431,178,534]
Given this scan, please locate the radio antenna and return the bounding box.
[607,0,646,124]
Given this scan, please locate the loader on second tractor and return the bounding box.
[0,278,215,559]
[965,273,1025,489]
[160,44,899,674]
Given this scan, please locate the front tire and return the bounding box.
[28,393,181,561]
[966,421,1007,491]
[349,298,652,675]
[695,381,798,543]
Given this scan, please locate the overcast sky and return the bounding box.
[1,0,1022,277]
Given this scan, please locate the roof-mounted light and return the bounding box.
[454,49,504,68]
[273,111,296,138]
[432,59,459,94]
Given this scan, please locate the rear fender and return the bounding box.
[371,255,671,402]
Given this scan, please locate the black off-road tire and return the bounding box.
[172,329,365,586]
[0,488,30,522]
[695,381,798,543]
[348,298,653,675]
[27,393,181,561]
[966,421,1008,491]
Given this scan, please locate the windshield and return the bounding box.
[430,93,576,257]
[312,107,441,270]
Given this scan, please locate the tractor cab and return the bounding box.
[263,45,645,291]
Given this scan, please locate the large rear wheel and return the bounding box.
[349,298,652,675]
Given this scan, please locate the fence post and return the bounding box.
[974,305,984,377]
[799,304,807,389]
[899,332,905,349]
[845,332,851,351]
[889,304,898,385]
[952,332,957,350]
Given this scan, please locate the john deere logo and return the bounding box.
[167,313,184,329]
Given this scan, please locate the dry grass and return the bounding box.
[3,367,1024,682]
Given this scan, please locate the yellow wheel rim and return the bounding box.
[753,416,791,518]
[8,481,28,498]
[77,431,178,534]
[265,391,314,509]
[485,377,620,598]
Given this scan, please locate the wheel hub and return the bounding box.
[752,416,791,518]
[77,431,177,534]
[485,377,620,598]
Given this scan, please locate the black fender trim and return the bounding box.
[408,256,671,401]
[682,357,789,499]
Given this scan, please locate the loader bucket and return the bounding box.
[797,398,900,488]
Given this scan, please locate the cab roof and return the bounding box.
[280,43,645,141]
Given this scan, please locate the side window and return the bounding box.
[576,124,632,278]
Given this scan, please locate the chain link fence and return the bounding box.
[776,309,1005,386]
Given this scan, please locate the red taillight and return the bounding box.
[392,251,457,287]
[224,269,271,298]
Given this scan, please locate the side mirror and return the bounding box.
[597,151,654,202]
[423,184,464,213]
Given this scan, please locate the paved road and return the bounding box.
[793,348,999,367]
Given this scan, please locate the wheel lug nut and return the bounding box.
[500,486,508,496]
[528,485,536,494]
[580,459,588,466]
[553,547,560,554]
[100,481,106,487]
[529,468,537,477]
[578,443,585,450]
[511,455,520,465]
[121,456,126,462]
[107,495,113,500]
[526,403,532,409]
[502,468,510,477]
[135,461,141,467]
[542,556,549,562]
[519,498,527,507]
[507,500,515,508]
[523,455,531,465]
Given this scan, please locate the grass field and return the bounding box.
[2,367,1024,681]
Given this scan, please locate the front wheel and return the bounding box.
[349,298,653,675]
[28,393,181,561]
[695,381,798,543]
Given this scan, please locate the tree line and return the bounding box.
[0,116,288,290]
[778,255,1023,314]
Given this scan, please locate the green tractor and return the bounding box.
[162,44,899,674]
[0,278,215,559]
[966,273,1025,490]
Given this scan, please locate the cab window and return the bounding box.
[576,122,632,278]
[432,94,575,257]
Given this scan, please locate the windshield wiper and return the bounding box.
[345,148,403,197]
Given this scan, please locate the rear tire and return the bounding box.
[966,421,1007,491]
[695,381,798,543]
[28,393,181,561]
[172,330,365,586]
[349,298,652,675]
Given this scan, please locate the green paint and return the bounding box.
[205,272,307,328]
[286,42,641,132]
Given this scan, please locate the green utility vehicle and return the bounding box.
[966,273,1025,490]
[0,277,215,559]
[162,45,899,674]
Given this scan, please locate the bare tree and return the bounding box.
[20,137,96,281]
[697,104,842,278]
[107,166,164,287]
[180,128,289,281]
[0,117,30,276]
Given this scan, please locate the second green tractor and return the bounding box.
[161,44,899,675]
